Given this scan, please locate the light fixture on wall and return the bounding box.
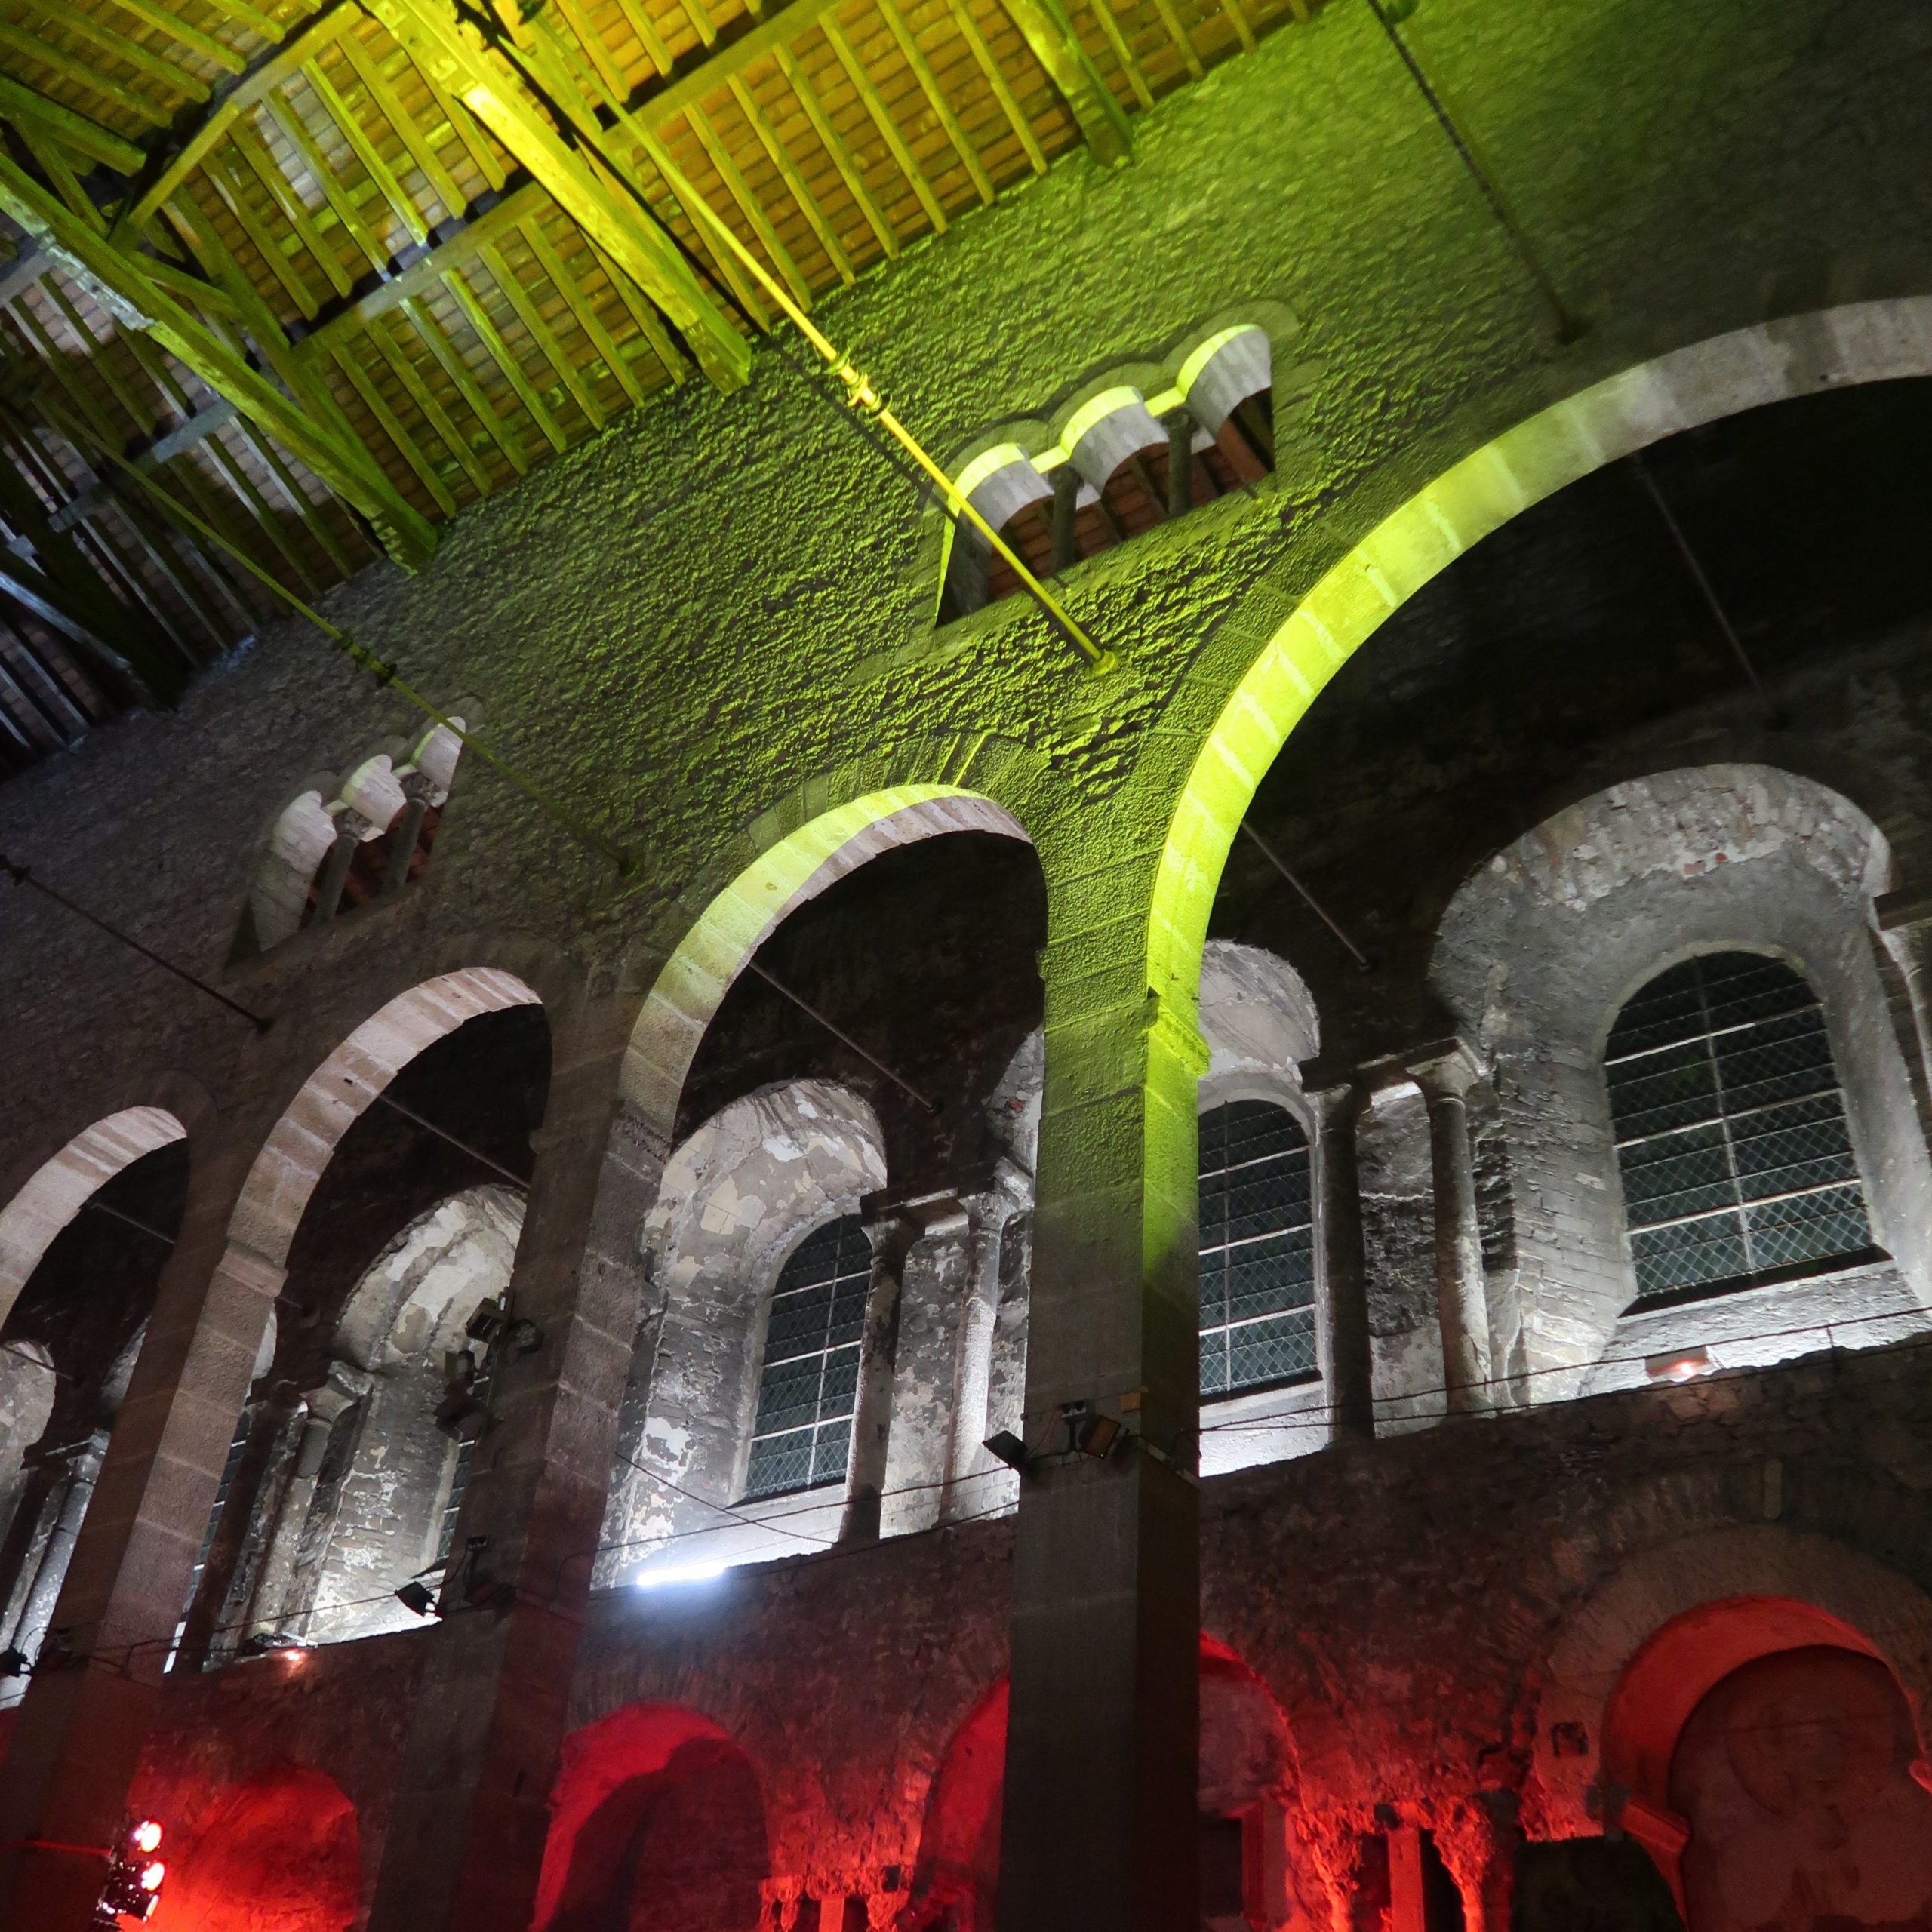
[983,1430,1035,1478]
[1647,1346,1712,1383]
[395,1579,439,1617]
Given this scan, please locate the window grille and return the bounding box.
[1605,952,1876,1305]
[435,1435,474,1567]
[743,1215,872,1500]
[1198,1100,1318,1397]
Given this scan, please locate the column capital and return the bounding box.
[1367,1035,1487,1100]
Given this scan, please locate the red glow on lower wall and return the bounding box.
[535,1703,769,1932]
[146,1764,358,1932]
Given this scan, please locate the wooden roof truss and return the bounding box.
[0,0,1324,772]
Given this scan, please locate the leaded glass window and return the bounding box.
[1605,952,1875,1305]
[743,1215,872,1500]
[1198,1100,1318,1396]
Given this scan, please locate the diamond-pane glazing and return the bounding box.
[744,1214,872,1500]
[1198,1099,1318,1396]
[1606,952,1873,1303]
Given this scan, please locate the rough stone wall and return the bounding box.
[112,1333,1932,1927]
[5,0,1932,1214]
[1432,765,1932,1393]
[304,1186,524,1642]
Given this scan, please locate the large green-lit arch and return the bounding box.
[622,784,1035,1141]
[1146,297,1932,1019]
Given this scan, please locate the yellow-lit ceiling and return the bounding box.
[0,0,1322,768]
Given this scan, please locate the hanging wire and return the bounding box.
[40,412,639,877]
[510,13,1115,675]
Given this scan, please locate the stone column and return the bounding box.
[362,1023,664,1932]
[946,521,992,616]
[843,1208,921,1545]
[215,1398,310,1657]
[177,1388,298,1670]
[1050,464,1080,571]
[0,1181,285,1931]
[1164,414,1194,518]
[381,774,437,896]
[996,929,1206,1932]
[940,1172,1026,1526]
[1412,1048,1491,1414]
[1309,1084,1374,1442]
[4,1430,106,1678]
[311,808,374,927]
[0,1457,59,1658]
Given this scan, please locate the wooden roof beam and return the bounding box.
[113,0,360,241]
[0,155,439,568]
[0,74,147,176]
[992,0,1131,162]
[358,0,751,389]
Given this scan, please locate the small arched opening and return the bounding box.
[146,1762,359,1932]
[533,1703,769,1932]
[909,1640,1301,1932]
[0,1108,189,1703]
[1600,1597,1932,1924]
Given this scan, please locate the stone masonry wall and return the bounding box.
[110,1332,1932,1926]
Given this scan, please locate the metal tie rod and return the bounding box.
[1238,822,1373,971]
[746,959,940,1115]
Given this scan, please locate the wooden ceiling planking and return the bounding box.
[0,0,1331,773]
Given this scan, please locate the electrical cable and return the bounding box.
[2,848,274,1031]
[1363,0,1583,344]
[38,410,638,877]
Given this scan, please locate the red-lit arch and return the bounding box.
[146,1763,358,1932]
[534,1702,769,1932]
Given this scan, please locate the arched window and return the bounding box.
[744,1216,872,1500]
[1197,1100,1316,1397]
[1605,952,1876,1305]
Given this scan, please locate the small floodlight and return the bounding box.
[983,1430,1034,1478]
[395,1579,438,1617]
[1068,1411,1122,1460]
[1647,1346,1712,1384]
[99,1819,166,1921]
[0,1644,28,1678]
[635,1559,730,1591]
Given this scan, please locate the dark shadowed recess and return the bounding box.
[677,831,1047,1189]
[271,1004,550,1391]
[1214,377,1932,980]
[0,1139,189,1444]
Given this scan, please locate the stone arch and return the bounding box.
[622,788,1033,1146]
[1147,297,1932,1036]
[0,1106,186,1329]
[1427,764,1932,1396]
[600,1079,887,1581]
[532,1702,769,1932]
[146,1761,360,1932]
[1524,1523,1932,1847]
[908,1640,1299,1932]
[295,1183,526,1644]
[224,967,543,1274]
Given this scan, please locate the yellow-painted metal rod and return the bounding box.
[65,421,640,876]
[525,15,1115,674]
